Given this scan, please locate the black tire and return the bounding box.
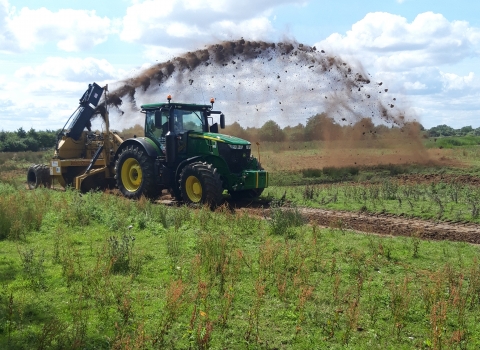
[42,166,52,188]
[115,145,159,199]
[169,186,182,201]
[27,164,51,189]
[179,162,223,207]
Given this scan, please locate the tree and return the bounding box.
[2,137,27,152]
[37,131,57,149]
[27,127,38,139]
[16,127,27,138]
[224,122,249,140]
[24,137,40,151]
[258,120,285,142]
[304,113,330,140]
[284,123,306,142]
[458,126,473,136]
[428,124,455,137]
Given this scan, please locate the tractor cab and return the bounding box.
[142,97,225,161]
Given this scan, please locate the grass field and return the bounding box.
[1,184,480,349]
[1,137,480,349]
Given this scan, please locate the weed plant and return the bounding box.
[0,182,480,349]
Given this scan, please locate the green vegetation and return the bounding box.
[427,125,480,138]
[267,179,480,223]
[0,128,57,152]
[2,127,480,348]
[424,135,480,149]
[0,183,480,349]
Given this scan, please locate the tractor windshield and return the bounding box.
[174,109,205,133]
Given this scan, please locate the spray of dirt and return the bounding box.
[98,39,433,168]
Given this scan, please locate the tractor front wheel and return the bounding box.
[179,162,223,207]
[115,145,159,199]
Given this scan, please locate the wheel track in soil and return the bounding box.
[234,203,480,244]
[234,173,480,244]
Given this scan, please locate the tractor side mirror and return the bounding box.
[154,110,162,128]
[220,113,225,129]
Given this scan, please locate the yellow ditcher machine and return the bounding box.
[27,83,123,192]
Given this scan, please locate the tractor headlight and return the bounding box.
[228,144,243,149]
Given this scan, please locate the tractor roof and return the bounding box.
[141,102,212,110]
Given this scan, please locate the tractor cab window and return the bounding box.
[145,110,168,152]
[173,109,204,133]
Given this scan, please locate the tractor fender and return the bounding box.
[115,137,161,161]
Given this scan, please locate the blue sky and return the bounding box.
[1,0,479,131]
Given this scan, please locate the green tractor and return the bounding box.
[115,96,268,206]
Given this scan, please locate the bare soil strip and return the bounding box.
[299,208,480,244]
[232,201,480,243]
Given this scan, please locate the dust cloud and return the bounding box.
[99,39,431,168]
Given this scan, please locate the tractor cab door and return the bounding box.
[145,109,169,154]
[171,108,204,156]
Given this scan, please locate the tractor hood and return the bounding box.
[190,132,251,145]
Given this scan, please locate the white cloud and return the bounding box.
[441,72,476,90]
[0,0,20,52]
[0,56,128,131]
[15,57,121,82]
[312,11,480,128]
[1,3,117,52]
[142,45,190,62]
[404,81,427,90]
[317,12,480,70]
[120,0,303,48]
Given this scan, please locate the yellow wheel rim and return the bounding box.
[185,175,202,202]
[121,158,143,192]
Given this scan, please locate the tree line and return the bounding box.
[1,116,477,152]
[426,125,480,137]
[223,113,425,142]
[0,128,57,152]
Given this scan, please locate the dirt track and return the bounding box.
[233,202,480,244]
[298,208,480,244]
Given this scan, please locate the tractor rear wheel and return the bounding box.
[115,145,159,199]
[179,162,223,207]
[27,164,51,189]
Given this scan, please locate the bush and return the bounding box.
[107,234,138,274]
[301,168,323,178]
[269,204,305,238]
[322,166,359,180]
[0,190,47,240]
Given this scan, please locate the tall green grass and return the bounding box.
[424,135,480,149]
[1,183,480,349]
